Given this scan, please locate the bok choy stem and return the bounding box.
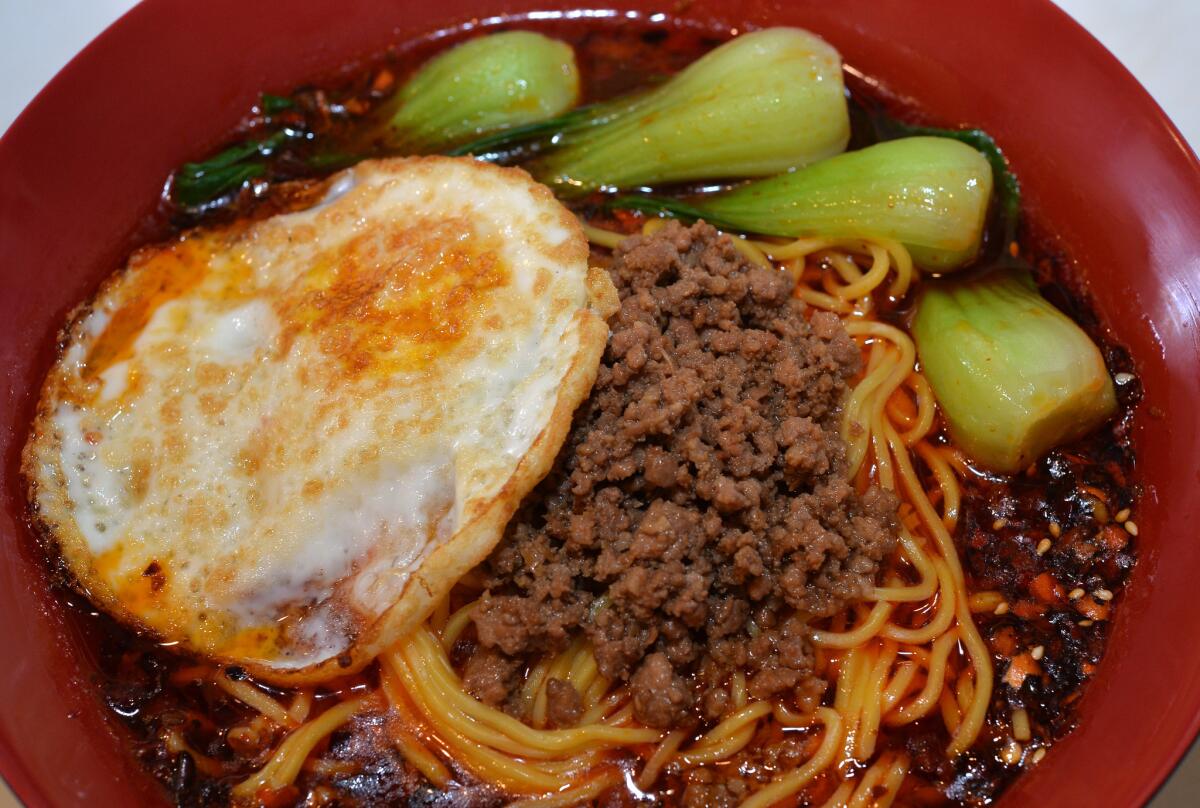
[525,27,851,193]
[613,136,994,270]
[913,270,1116,473]
[381,31,580,152]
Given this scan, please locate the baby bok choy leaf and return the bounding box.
[614,136,993,270]
[381,31,580,152]
[913,270,1116,473]
[172,129,299,209]
[528,27,851,192]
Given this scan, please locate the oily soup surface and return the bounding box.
[25,156,615,682]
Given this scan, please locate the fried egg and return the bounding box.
[23,156,617,684]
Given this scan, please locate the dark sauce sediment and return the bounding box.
[38,15,1140,808]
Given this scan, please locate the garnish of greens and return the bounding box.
[172,31,580,210]
[613,137,994,270]
[453,27,851,181]
[913,270,1116,472]
[375,30,580,153]
[520,27,851,192]
[172,127,301,209]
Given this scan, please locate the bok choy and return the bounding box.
[172,31,580,209]
[615,136,994,270]
[913,270,1116,473]
[526,27,850,192]
[380,31,580,152]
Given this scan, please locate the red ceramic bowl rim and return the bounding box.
[2,1,1199,806]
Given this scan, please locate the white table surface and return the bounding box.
[0,2,1196,806]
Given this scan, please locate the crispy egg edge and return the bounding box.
[21,157,620,685]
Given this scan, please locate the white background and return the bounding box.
[0,1,1196,807]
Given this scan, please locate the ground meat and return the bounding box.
[461,647,522,708]
[545,678,583,728]
[630,652,694,728]
[472,221,899,729]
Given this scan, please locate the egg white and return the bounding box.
[24,156,617,683]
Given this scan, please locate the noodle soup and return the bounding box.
[23,14,1140,808]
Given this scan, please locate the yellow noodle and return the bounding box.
[567,648,599,695]
[879,558,957,644]
[164,729,225,777]
[855,642,897,759]
[533,640,582,728]
[288,689,313,724]
[581,222,625,249]
[881,660,920,713]
[939,686,962,735]
[396,630,660,755]
[747,236,838,260]
[642,217,667,236]
[638,731,687,790]
[440,601,476,650]
[730,671,748,710]
[819,780,856,808]
[871,529,939,602]
[918,440,961,530]
[738,708,843,808]
[507,769,624,808]
[216,671,297,728]
[811,600,894,648]
[578,690,627,726]
[729,234,774,268]
[677,722,757,766]
[889,629,959,725]
[233,696,368,799]
[378,666,453,788]
[385,652,583,792]
[848,753,909,808]
[835,244,890,300]
[518,655,553,720]
[582,676,610,711]
[900,373,937,446]
[394,728,453,788]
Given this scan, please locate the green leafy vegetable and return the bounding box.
[446,104,599,159]
[913,270,1116,473]
[172,129,298,208]
[260,93,295,115]
[525,27,850,192]
[614,136,993,270]
[381,31,580,152]
[896,126,1019,245]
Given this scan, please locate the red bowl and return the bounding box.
[2,1,1198,805]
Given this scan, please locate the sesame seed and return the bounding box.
[1094,588,1114,601]
[1049,522,1061,538]
[1114,508,1131,523]
[1079,619,1094,627]
[1036,538,1052,555]
[1012,708,1032,741]
[1000,739,1023,766]
[994,602,1010,616]
[1124,520,1139,536]
[1114,372,1135,385]
[1031,645,1045,661]
[993,518,1008,531]
[1068,588,1085,600]
[1031,747,1047,765]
